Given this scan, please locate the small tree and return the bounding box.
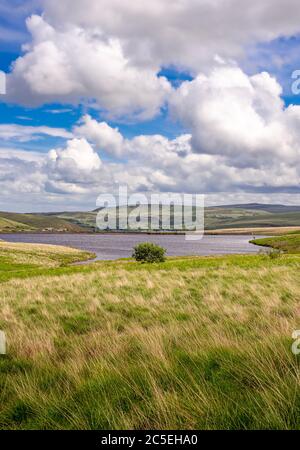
[267,248,282,259]
[132,242,166,263]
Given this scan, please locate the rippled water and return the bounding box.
[0,233,267,261]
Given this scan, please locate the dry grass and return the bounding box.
[0,246,299,429]
[0,241,94,269]
[206,226,300,235]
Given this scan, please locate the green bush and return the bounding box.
[132,242,166,263]
[267,249,283,259]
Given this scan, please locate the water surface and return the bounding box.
[0,233,266,261]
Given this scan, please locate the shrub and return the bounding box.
[267,249,283,259]
[132,242,166,263]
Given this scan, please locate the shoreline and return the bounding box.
[0,225,299,236]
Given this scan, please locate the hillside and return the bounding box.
[205,207,300,230]
[1,203,300,233]
[0,217,33,232]
[0,212,86,233]
[50,203,300,232]
[217,203,300,213]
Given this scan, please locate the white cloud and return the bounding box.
[10,1,300,119]
[74,115,124,158]
[7,15,171,119]
[46,108,73,114]
[45,138,103,194]
[43,0,300,72]
[0,147,44,162]
[171,64,300,171]
[0,148,45,196]
[2,1,300,209]
[0,24,27,43]
[48,138,101,174]
[1,118,300,210]
[0,0,40,43]
[0,123,72,142]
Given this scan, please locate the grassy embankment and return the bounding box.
[252,233,300,253]
[0,236,299,429]
[0,212,86,233]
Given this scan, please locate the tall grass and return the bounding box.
[252,233,300,254]
[0,243,299,429]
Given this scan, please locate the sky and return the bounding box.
[1,0,300,212]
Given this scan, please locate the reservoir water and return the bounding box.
[0,233,266,261]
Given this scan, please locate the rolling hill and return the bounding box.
[47,203,300,233]
[1,203,300,233]
[0,212,86,233]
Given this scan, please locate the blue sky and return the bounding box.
[0,0,298,138]
[0,54,192,150]
[1,1,300,211]
[1,28,299,152]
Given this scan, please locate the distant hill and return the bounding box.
[215,203,300,213]
[204,204,300,230]
[0,212,86,233]
[0,203,299,233]
[45,203,300,232]
[0,216,33,232]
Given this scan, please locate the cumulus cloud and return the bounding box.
[171,64,300,171]
[2,1,300,209]
[0,148,45,197]
[8,1,300,118]
[43,0,300,72]
[3,61,300,202]
[48,138,101,176]
[7,15,171,119]
[74,115,124,158]
[1,114,300,210]
[45,138,103,194]
[65,112,300,195]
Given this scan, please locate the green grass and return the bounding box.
[0,241,299,430]
[0,241,95,279]
[252,233,300,254]
[0,217,34,232]
[0,212,86,232]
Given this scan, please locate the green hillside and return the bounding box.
[46,211,99,231]
[50,204,300,232]
[205,209,300,229]
[0,212,86,233]
[1,204,300,233]
[0,217,33,232]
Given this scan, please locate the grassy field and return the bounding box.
[207,226,300,235]
[0,212,86,233]
[0,217,34,233]
[0,241,95,279]
[252,233,300,253]
[0,238,299,429]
